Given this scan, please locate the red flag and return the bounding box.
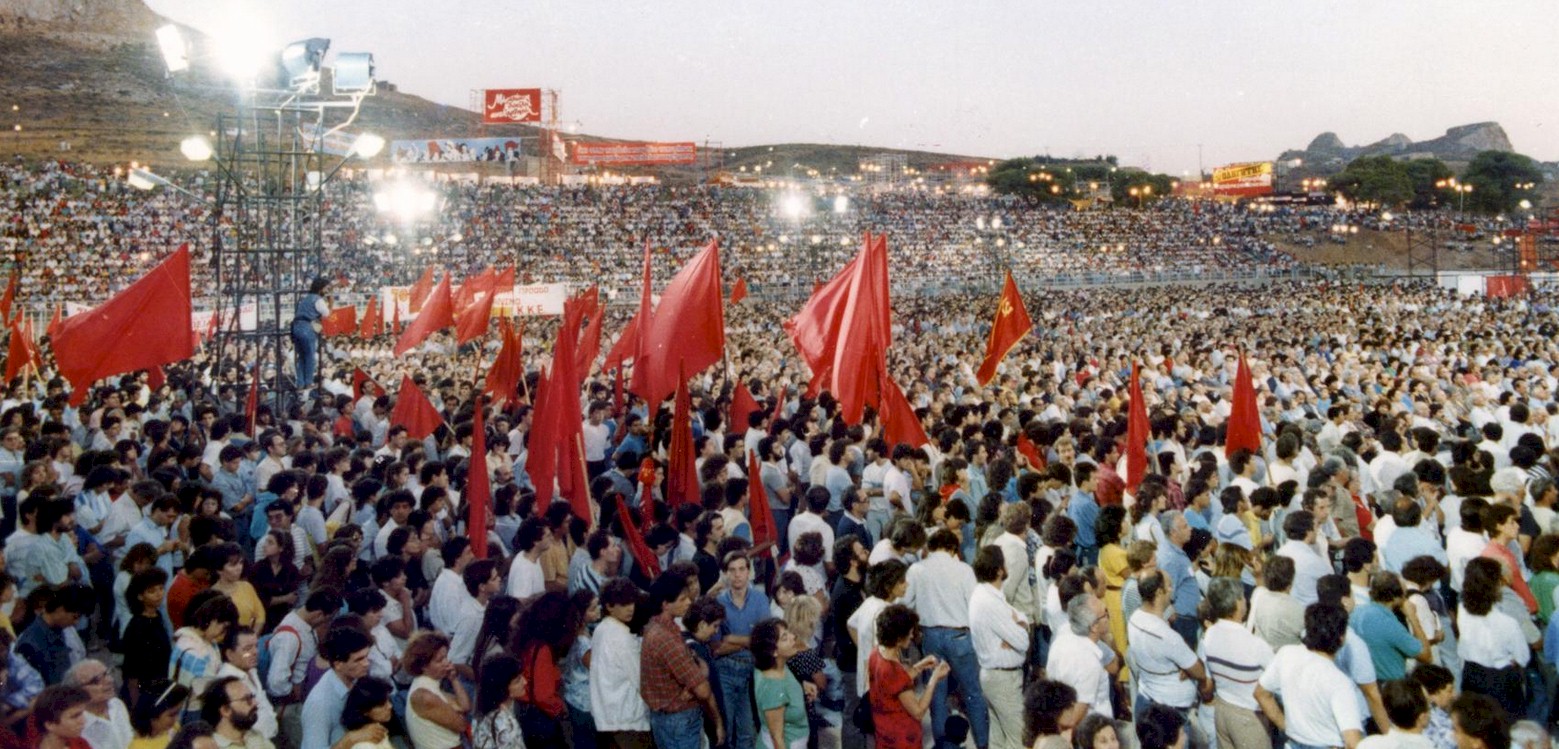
[531,300,592,522]
[453,267,497,317]
[0,272,17,324]
[483,319,524,404]
[320,306,357,337]
[358,297,383,338]
[391,300,401,333]
[785,234,891,424]
[454,280,499,346]
[494,266,516,293]
[4,318,39,382]
[602,314,640,374]
[633,239,725,411]
[1016,432,1046,471]
[244,363,260,433]
[204,307,220,341]
[146,365,166,392]
[389,375,444,440]
[351,368,386,402]
[1225,352,1262,456]
[528,367,558,511]
[627,240,655,395]
[1125,362,1149,492]
[771,383,786,423]
[666,366,699,508]
[975,271,1033,386]
[468,397,491,559]
[575,288,605,377]
[612,367,625,417]
[407,267,437,312]
[54,244,194,406]
[394,276,455,355]
[748,449,777,549]
[878,372,930,450]
[729,277,749,305]
[785,248,861,388]
[615,494,661,579]
[46,306,62,339]
[729,383,760,436]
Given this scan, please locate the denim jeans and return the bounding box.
[648,707,704,749]
[290,319,318,390]
[922,626,989,749]
[716,654,756,749]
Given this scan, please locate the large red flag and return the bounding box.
[575,289,605,377]
[46,306,62,339]
[1225,352,1262,456]
[390,375,444,440]
[1125,362,1149,492]
[54,244,193,405]
[358,297,383,338]
[634,239,725,411]
[1016,432,1046,471]
[0,272,17,324]
[407,267,437,312]
[827,235,891,424]
[975,271,1033,386]
[351,367,385,402]
[494,266,516,293]
[4,317,39,382]
[729,277,749,305]
[394,276,455,355]
[320,306,357,337]
[785,248,862,388]
[748,449,777,549]
[454,281,498,346]
[879,373,930,450]
[615,495,661,579]
[528,367,558,510]
[452,267,498,317]
[626,240,655,396]
[146,365,166,392]
[602,314,640,374]
[536,297,592,522]
[468,397,491,559]
[729,382,760,436]
[483,319,524,404]
[666,367,699,508]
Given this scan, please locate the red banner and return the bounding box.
[482,89,541,124]
[571,142,697,166]
[1486,275,1530,299]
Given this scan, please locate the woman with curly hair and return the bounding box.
[509,591,582,745]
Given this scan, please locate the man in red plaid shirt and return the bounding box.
[640,575,723,749]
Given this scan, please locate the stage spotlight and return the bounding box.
[332,53,376,94]
[156,25,190,73]
[180,136,214,162]
[351,133,385,159]
[127,168,160,191]
[280,38,330,88]
[373,180,438,222]
[833,195,849,214]
[781,194,807,219]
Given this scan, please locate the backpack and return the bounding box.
[257,623,302,696]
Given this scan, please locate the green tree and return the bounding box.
[986,157,1091,203]
[1462,151,1545,214]
[1330,155,1413,208]
[1402,159,1454,210]
[1109,171,1174,206]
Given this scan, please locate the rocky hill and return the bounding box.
[1278,122,1514,172]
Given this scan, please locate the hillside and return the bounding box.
[1276,122,1515,174]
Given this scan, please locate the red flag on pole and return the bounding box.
[454,280,499,346]
[633,239,725,412]
[358,297,383,338]
[394,276,455,355]
[785,234,891,424]
[879,372,930,450]
[4,317,39,382]
[1125,362,1149,492]
[747,448,777,549]
[483,319,524,404]
[352,368,385,402]
[729,277,748,305]
[1016,432,1046,471]
[615,494,661,579]
[575,289,605,377]
[468,397,491,559]
[54,244,194,405]
[0,271,17,324]
[390,375,444,440]
[146,365,166,392]
[628,240,655,394]
[666,365,699,508]
[771,383,786,424]
[975,271,1033,386]
[244,363,261,433]
[320,306,357,337]
[407,267,437,312]
[528,367,558,511]
[729,383,760,436]
[46,306,62,339]
[602,315,640,374]
[494,266,515,293]
[1225,352,1262,456]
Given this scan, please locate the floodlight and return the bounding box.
[373,181,438,222]
[781,194,807,219]
[156,25,190,73]
[179,136,213,162]
[127,168,160,191]
[351,133,385,159]
[332,53,376,94]
[280,38,330,88]
[833,195,849,214]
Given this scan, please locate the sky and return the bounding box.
[142,0,1559,175]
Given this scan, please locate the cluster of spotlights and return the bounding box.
[156,24,375,95]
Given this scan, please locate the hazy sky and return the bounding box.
[143,0,1559,174]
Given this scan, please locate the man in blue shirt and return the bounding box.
[15,584,88,684]
[299,627,377,749]
[1068,463,1100,565]
[1381,498,1448,573]
[1157,510,1201,648]
[713,552,769,749]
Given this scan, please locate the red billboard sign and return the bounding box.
[482,89,542,124]
[571,142,698,166]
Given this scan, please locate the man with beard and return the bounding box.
[203,675,275,749]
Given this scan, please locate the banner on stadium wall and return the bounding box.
[190,304,259,332]
[570,142,697,166]
[1211,162,1274,197]
[482,89,542,124]
[382,283,569,318]
[392,138,525,164]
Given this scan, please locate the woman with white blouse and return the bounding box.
[1457,557,1530,707]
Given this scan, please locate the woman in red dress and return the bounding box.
[867,604,950,749]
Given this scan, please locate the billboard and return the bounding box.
[482,89,542,124]
[571,141,698,166]
[1211,162,1274,197]
[392,137,524,164]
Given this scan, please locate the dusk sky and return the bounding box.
[144,0,1559,175]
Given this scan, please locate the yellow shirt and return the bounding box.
[220,581,267,631]
[130,731,173,749]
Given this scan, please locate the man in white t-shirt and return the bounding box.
[1255,604,1365,749]
[506,517,552,601]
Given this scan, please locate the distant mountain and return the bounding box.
[1278,122,1515,172]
